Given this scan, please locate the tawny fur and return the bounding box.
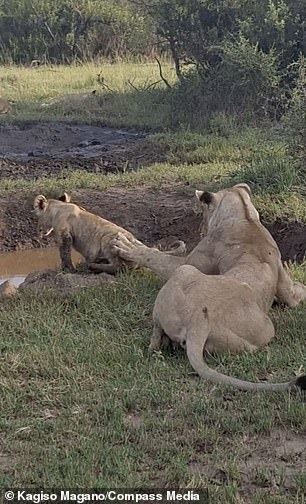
[0,98,11,114]
[113,183,306,391]
[41,90,97,108]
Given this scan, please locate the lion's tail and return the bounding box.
[186,307,306,392]
[164,240,186,256]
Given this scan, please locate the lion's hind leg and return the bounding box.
[205,310,274,354]
[277,265,306,308]
[205,329,259,355]
[149,321,184,355]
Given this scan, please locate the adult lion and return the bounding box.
[113,183,306,391]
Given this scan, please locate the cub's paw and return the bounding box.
[62,266,76,274]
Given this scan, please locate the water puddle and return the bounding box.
[0,248,81,287]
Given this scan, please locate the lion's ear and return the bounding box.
[58,192,71,203]
[195,190,204,201]
[195,190,214,206]
[33,195,47,214]
[234,183,251,196]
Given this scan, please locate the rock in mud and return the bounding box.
[19,269,115,293]
[0,280,18,299]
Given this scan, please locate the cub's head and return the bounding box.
[195,183,256,237]
[33,194,48,216]
[33,194,53,237]
[33,192,72,237]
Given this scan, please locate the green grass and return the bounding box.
[0,61,176,128]
[1,270,306,501]
[1,63,306,502]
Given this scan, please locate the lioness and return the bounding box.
[41,90,97,108]
[34,193,186,274]
[112,183,306,391]
[0,98,11,114]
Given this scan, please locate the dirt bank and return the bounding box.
[1,186,306,263]
[0,121,305,264]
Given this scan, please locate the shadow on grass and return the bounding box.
[0,80,252,133]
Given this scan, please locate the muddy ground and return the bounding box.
[190,427,306,499]
[0,121,306,264]
[1,185,306,264]
[0,122,163,179]
[0,186,201,253]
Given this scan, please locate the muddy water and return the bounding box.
[0,248,81,287]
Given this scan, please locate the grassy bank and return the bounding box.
[0,63,306,503]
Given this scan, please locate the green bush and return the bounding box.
[166,36,280,127]
[149,0,306,121]
[0,0,155,63]
[283,56,306,161]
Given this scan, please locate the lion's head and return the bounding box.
[195,183,259,237]
[33,193,71,237]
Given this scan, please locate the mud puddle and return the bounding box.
[0,122,162,180]
[0,123,144,161]
[0,248,81,287]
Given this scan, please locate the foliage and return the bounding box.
[168,35,280,121]
[0,0,155,63]
[149,0,306,77]
[1,0,306,122]
[146,0,306,118]
[283,56,306,160]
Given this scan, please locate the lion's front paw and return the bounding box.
[112,232,145,261]
[293,281,306,305]
[148,345,163,358]
[148,345,155,356]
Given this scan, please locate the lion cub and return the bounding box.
[0,98,12,114]
[33,193,142,274]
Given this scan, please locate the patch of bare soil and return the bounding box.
[0,452,12,473]
[238,428,306,498]
[1,186,306,265]
[123,411,144,429]
[266,219,306,264]
[190,427,306,499]
[0,123,163,179]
